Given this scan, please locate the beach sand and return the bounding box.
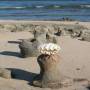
[0,21,90,90]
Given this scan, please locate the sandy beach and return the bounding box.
[0,20,90,28]
[0,21,90,90]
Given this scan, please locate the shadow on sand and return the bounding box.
[87,86,90,90]
[0,40,22,58]
[0,51,21,58]
[8,68,90,88]
[8,68,38,85]
[8,41,21,44]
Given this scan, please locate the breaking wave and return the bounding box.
[0,4,90,10]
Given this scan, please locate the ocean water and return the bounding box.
[0,0,90,21]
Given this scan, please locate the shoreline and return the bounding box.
[0,20,90,29]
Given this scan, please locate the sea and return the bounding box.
[0,0,90,21]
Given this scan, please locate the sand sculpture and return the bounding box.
[19,31,57,58]
[19,39,40,58]
[0,68,11,79]
[33,43,73,88]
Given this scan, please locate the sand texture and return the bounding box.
[0,21,90,90]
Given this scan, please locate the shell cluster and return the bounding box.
[38,43,61,55]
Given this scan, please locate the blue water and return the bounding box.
[0,0,90,21]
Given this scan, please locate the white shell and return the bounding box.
[38,43,61,55]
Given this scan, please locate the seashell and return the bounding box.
[38,43,61,55]
[46,51,50,55]
[50,44,54,51]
